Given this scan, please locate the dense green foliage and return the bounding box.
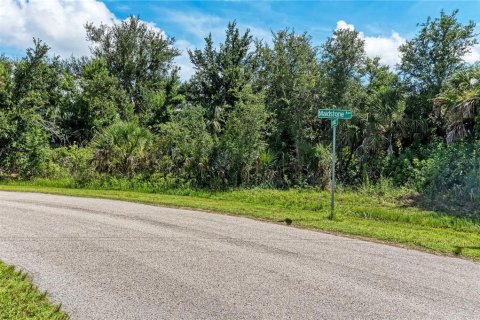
[0,12,479,214]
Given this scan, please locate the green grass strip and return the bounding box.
[0,261,68,319]
[1,184,480,261]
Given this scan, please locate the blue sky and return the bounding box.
[1,0,480,79]
[107,1,478,40]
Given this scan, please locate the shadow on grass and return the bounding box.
[399,192,480,223]
[454,246,480,256]
[290,217,340,224]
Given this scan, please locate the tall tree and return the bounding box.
[435,66,480,143]
[141,71,185,129]
[351,58,406,181]
[12,39,67,144]
[362,58,405,154]
[321,28,366,107]
[0,56,13,110]
[61,59,134,143]
[187,21,255,134]
[85,16,181,117]
[258,29,320,183]
[399,10,477,94]
[399,10,477,140]
[157,105,214,186]
[320,27,367,183]
[1,42,64,175]
[215,85,267,186]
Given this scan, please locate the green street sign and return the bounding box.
[317,108,353,220]
[318,109,352,120]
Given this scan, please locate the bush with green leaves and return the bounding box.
[0,57,13,109]
[49,145,95,183]
[419,141,480,214]
[156,105,213,186]
[214,86,268,187]
[384,145,428,186]
[1,11,480,211]
[0,109,51,178]
[92,121,153,177]
[62,58,134,143]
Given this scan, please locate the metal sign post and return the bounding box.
[318,109,352,220]
[330,119,337,219]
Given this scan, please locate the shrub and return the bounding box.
[0,109,51,178]
[92,121,153,177]
[49,145,95,183]
[419,141,480,214]
[156,105,213,186]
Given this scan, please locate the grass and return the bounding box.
[0,181,480,261]
[0,261,68,319]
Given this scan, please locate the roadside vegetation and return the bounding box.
[0,10,478,213]
[0,8,479,267]
[0,261,68,319]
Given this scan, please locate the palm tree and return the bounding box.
[435,67,480,143]
[92,121,153,177]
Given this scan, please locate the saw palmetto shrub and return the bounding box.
[419,142,480,216]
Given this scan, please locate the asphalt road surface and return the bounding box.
[0,191,479,319]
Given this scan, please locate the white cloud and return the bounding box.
[335,20,405,68]
[336,19,480,67]
[166,9,271,80]
[165,10,225,80]
[247,25,272,43]
[0,1,189,80]
[464,44,480,64]
[364,32,405,67]
[0,0,116,56]
[175,39,196,80]
[166,10,224,40]
[336,20,355,31]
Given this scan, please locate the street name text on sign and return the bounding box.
[317,109,352,120]
[318,108,353,219]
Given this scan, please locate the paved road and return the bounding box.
[0,191,479,319]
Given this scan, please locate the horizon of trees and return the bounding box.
[0,10,479,212]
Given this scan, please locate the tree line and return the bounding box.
[0,10,478,211]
